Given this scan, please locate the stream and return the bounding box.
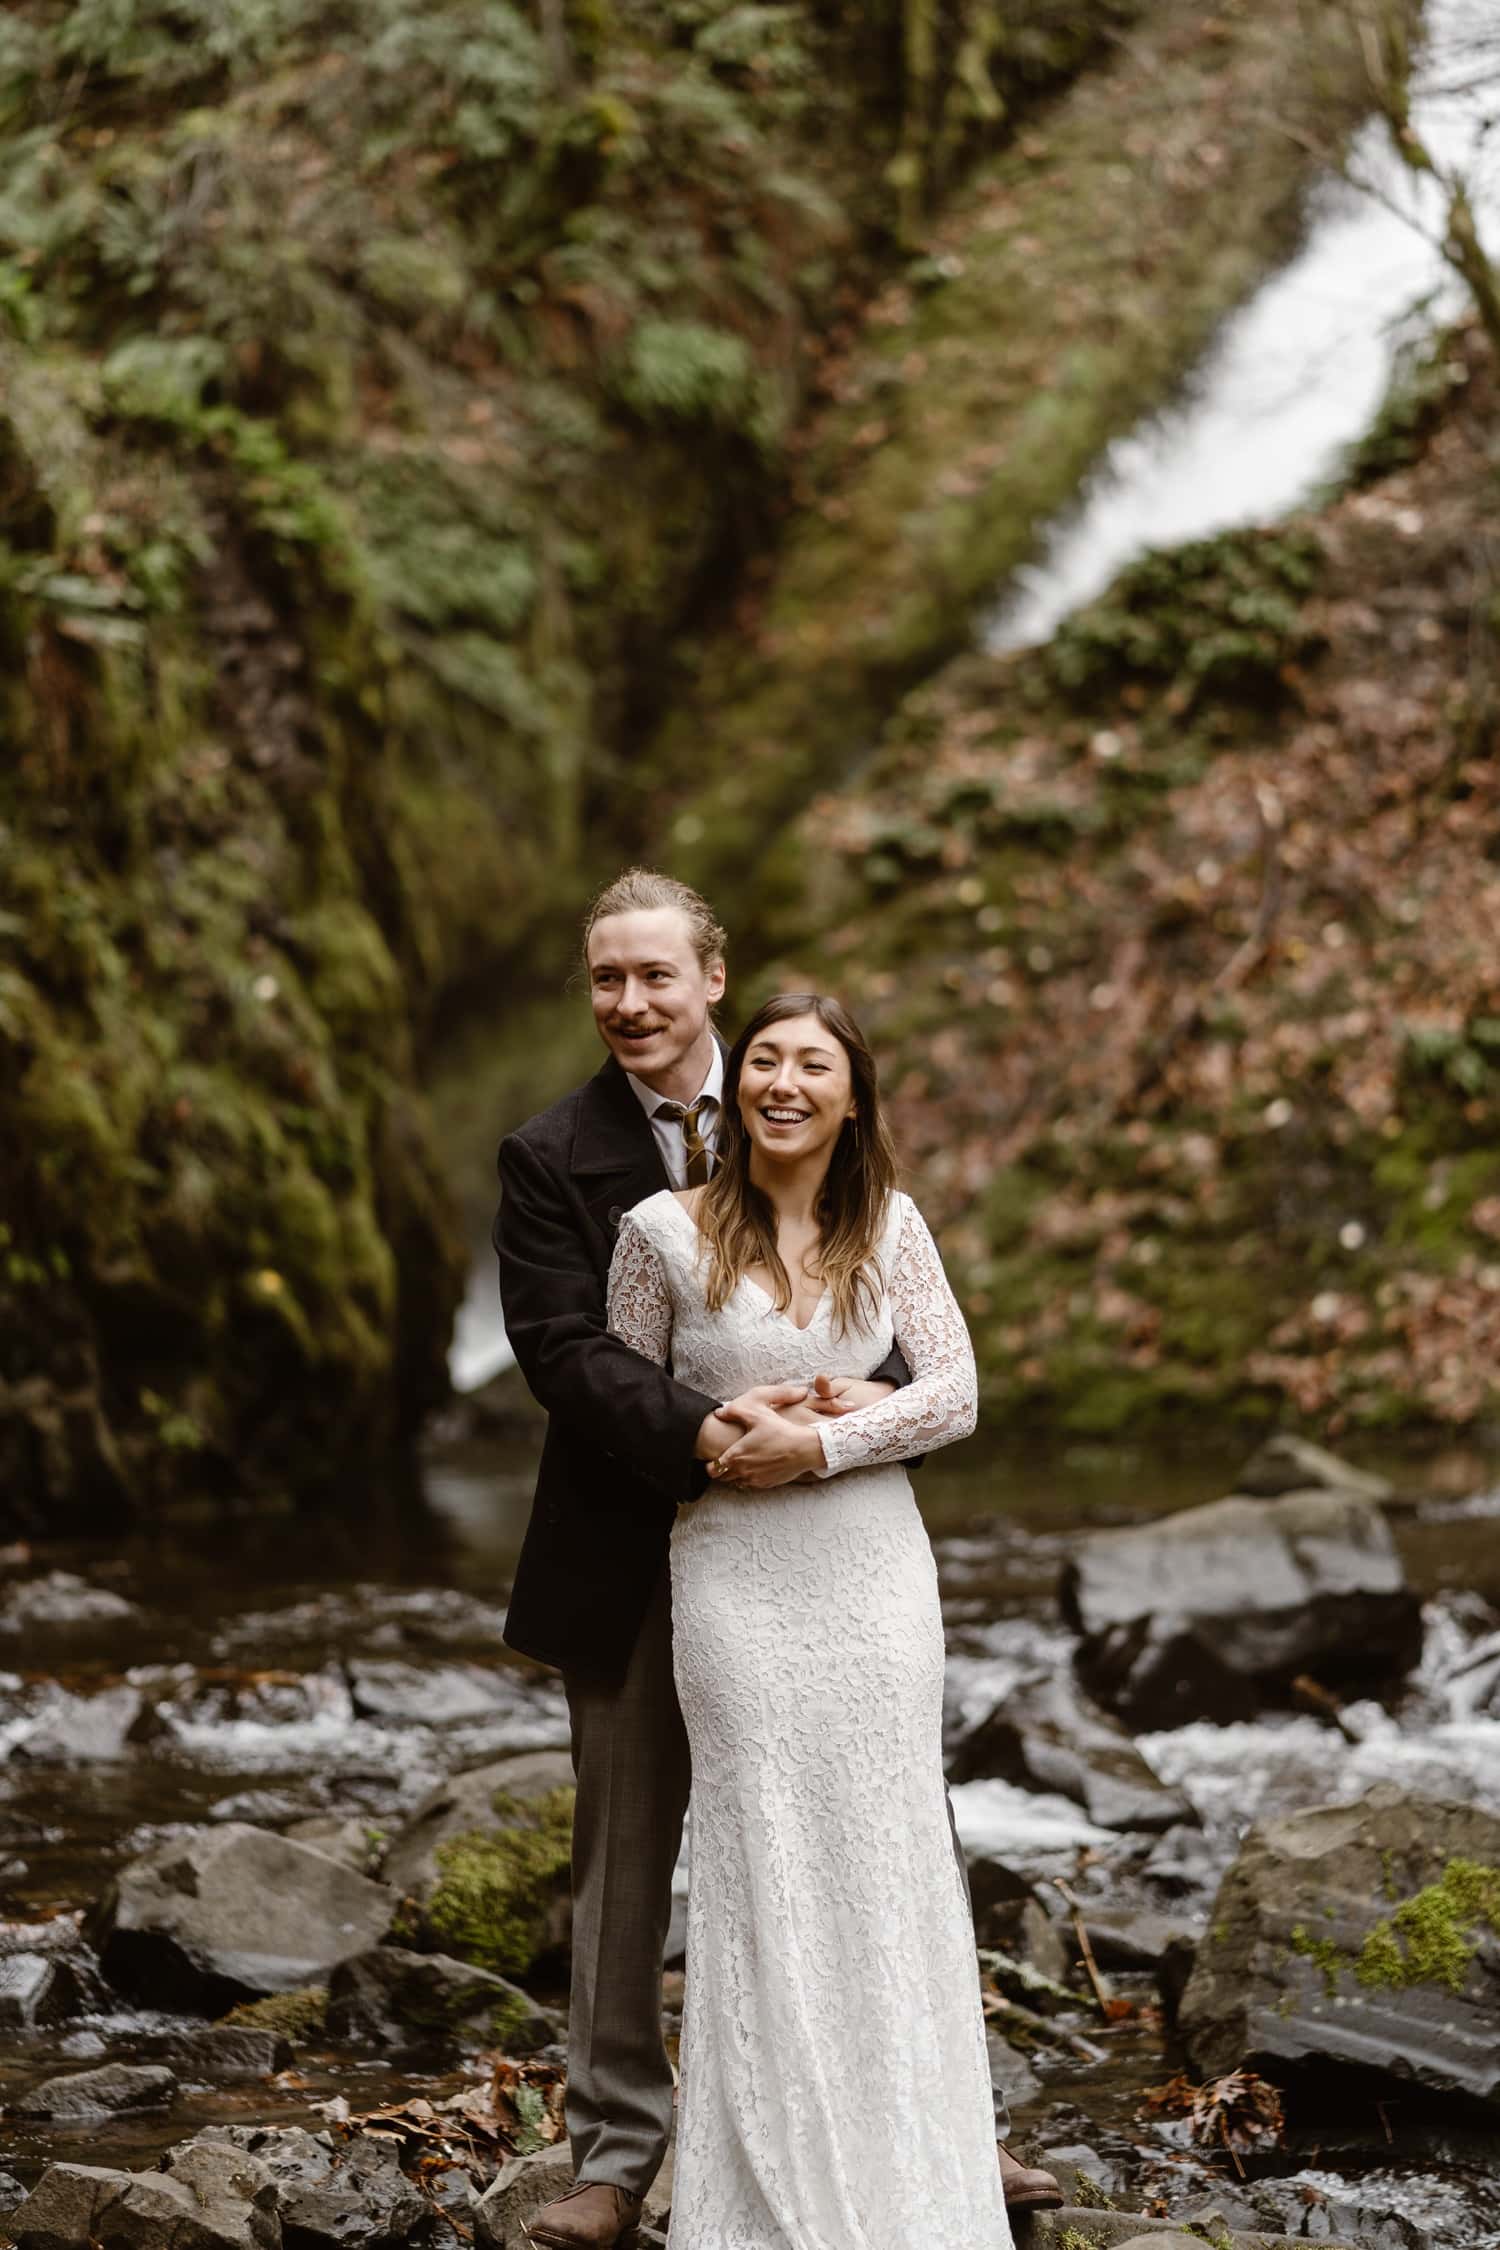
[4,1429,1499,2240]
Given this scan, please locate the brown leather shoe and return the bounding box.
[997,2143,1064,2211]
[524,2181,646,2250]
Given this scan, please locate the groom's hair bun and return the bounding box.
[583,866,728,973]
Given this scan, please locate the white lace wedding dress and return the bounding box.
[608,1189,1012,2250]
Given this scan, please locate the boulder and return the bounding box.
[88,1823,395,2012]
[947,1674,1196,1831]
[1061,1490,1422,1728]
[327,1944,557,2052]
[382,1749,575,1903]
[475,2146,673,2249]
[190,2125,425,2248]
[1177,1782,1500,2111]
[13,2148,279,2250]
[1233,1433,1392,1502]
[0,2170,25,2212]
[382,1751,574,1976]
[15,2061,176,2118]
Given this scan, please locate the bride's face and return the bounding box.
[738,1014,856,1169]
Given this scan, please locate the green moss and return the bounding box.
[488,1984,541,2052]
[1289,1923,1346,1999]
[1356,1859,1500,1995]
[425,1786,576,1978]
[1060,2231,1102,2250]
[218,1985,328,2041]
[1072,2172,1116,2210]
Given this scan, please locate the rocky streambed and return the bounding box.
[2,1430,1498,2248]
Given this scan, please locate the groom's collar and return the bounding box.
[571,1036,727,1176]
[626,1041,724,1122]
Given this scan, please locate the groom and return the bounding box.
[494,868,1058,2249]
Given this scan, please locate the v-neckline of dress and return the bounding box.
[663,1194,828,1335]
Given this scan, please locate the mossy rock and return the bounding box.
[216,1986,328,2043]
[384,1750,576,1978]
[1178,1783,1500,2113]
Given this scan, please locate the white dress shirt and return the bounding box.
[627,1046,724,1190]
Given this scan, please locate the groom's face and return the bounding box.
[587,908,725,1086]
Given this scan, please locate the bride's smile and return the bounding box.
[740,1018,857,1166]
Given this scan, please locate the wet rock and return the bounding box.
[1061,1490,1422,1728]
[987,2023,1042,2108]
[326,1944,557,2052]
[1234,1434,1392,1503]
[0,2170,26,2212]
[382,1748,575,1903]
[0,1570,138,1629]
[1254,2177,1434,2248]
[948,1674,1196,1831]
[15,1683,147,1762]
[1016,2221,1363,2250]
[346,1658,517,1726]
[968,1851,1070,1977]
[88,1822,395,2012]
[0,1950,84,2028]
[139,2024,293,2080]
[1079,1907,1200,1974]
[13,2148,279,2250]
[16,2061,176,2117]
[1178,1782,1500,2111]
[474,2145,673,2249]
[191,2123,425,2247]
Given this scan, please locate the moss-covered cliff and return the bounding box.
[753,324,1500,1442]
[1,0,1145,1524]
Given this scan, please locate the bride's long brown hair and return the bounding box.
[699,993,899,1335]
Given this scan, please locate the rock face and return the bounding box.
[1060,1489,1422,1728]
[1178,1782,1500,2111]
[15,2062,176,2118]
[947,1674,1195,1830]
[326,1944,557,2052]
[87,1823,395,2012]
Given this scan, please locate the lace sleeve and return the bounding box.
[815,1196,977,1477]
[607,1211,674,1368]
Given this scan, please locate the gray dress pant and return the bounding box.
[561,1556,1008,2200]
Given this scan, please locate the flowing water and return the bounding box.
[4,1427,1499,2239]
[986,0,1500,653]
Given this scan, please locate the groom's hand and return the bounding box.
[695,1382,808,1462]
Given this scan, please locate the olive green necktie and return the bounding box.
[659,1098,713,1187]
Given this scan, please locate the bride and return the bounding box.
[606,992,1013,2250]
